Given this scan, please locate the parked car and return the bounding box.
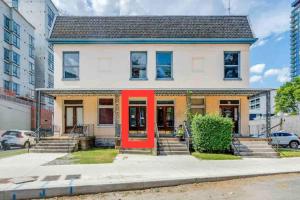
[271,131,300,149]
[0,130,37,148]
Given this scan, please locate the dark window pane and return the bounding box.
[131,52,147,79]
[64,100,83,104]
[99,99,113,105]
[99,108,113,124]
[64,67,79,78]
[156,52,172,79]
[131,52,146,66]
[64,53,79,67]
[224,52,239,65]
[157,65,172,79]
[225,66,239,79]
[129,100,146,105]
[157,52,172,65]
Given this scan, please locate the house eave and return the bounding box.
[48,38,258,45]
[37,88,271,97]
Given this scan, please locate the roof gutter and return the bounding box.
[48,38,258,45]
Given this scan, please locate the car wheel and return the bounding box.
[24,142,30,149]
[289,141,299,149]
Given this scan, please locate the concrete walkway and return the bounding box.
[1,153,300,199]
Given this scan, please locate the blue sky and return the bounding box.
[52,0,292,89]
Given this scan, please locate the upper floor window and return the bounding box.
[48,74,54,88]
[4,48,11,61]
[47,6,55,27]
[12,0,19,9]
[12,22,20,36]
[12,82,20,95]
[156,52,173,79]
[12,64,20,78]
[4,30,11,44]
[4,16,10,30]
[48,51,54,72]
[12,52,20,65]
[224,52,240,79]
[4,62,11,75]
[130,52,147,80]
[63,52,79,79]
[29,62,35,85]
[29,35,35,58]
[12,34,20,48]
[4,80,10,91]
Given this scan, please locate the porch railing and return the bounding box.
[232,133,241,155]
[155,123,160,155]
[183,121,191,153]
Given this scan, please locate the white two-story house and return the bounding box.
[39,16,269,148]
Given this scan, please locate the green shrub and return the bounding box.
[191,114,233,153]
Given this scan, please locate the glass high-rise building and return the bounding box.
[291,0,300,78]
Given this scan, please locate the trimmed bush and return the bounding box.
[191,114,233,152]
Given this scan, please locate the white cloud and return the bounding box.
[250,63,266,74]
[264,67,291,83]
[250,75,263,83]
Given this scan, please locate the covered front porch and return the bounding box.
[36,88,272,149]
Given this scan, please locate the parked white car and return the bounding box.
[0,130,37,148]
[271,131,300,149]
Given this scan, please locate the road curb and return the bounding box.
[1,171,300,200]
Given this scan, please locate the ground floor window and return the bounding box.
[98,98,114,125]
[190,97,205,115]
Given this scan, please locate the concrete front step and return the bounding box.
[36,143,77,146]
[120,149,152,155]
[39,140,77,144]
[30,149,73,153]
[238,148,276,153]
[159,146,188,151]
[34,145,75,150]
[159,151,190,155]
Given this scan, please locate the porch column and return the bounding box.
[35,90,41,140]
[186,91,192,124]
[115,93,120,137]
[265,90,271,137]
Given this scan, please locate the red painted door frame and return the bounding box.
[121,90,155,148]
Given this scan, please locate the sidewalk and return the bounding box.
[1,153,300,199]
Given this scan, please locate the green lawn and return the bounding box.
[278,149,300,158]
[192,152,241,160]
[71,148,119,164]
[0,149,28,159]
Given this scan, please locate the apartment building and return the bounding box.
[8,0,59,108]
[249,89,276,120]
[0,0,35,99]
[39,16,270,148]
[291,0,300,78]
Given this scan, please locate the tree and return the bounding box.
[275,77,300,114]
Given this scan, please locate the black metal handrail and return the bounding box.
[183,121,191,153]
[155,123,159,155]
[232,133,241,155]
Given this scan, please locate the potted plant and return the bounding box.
[176,125,184,141]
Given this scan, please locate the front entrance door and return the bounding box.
[220,106,239,133]
[129,106,147,133]
[65,106,83,133]
[157,106,175,134]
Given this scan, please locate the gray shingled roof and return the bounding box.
[50,16,255,40]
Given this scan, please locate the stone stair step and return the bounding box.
[33,145,75,150]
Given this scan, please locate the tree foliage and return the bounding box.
[275,77,300,114]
